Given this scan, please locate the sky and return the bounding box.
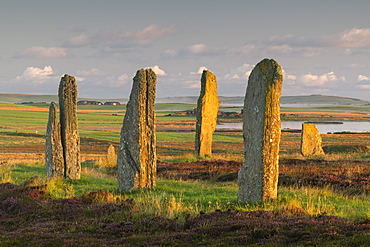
[1,0,370,100]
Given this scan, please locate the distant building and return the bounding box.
[77,100,103,105]
[104,102,121,105]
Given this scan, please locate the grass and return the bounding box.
[5,161,370,220]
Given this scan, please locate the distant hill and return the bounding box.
[0,94,128,104]
[281,95,370,105]
[0,93,369,106]
[156,95,370,105]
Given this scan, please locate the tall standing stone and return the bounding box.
[45,102,64,178]
[300,123,325,156]
[195,70,219,157]
[58,74,81,179]
[117,69,157,191]
[238,58,283,202]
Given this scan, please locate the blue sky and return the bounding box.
[1,0,370,99]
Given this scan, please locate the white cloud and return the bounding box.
[190,66,208,75]
[64,34,91,47]
[118,74,130,81]
[224,63,254,81]
[266,44,322,57]
[230,44,256,55]
[358,75,370,81]
[187,83,201,89]
[263,28,370,55]
[299,71,338,87]
[16,66,54,83]
[287,74,297,80]
[149,65,167,76]
[187,44,207,54]
[75,76,86,82]
[355,84,370,89]
[63,24,175,51]
[76,68,102,76]
[334,28,370,48]
[97,24,175,45]
[128,24,175,44]
[17,46,67,59]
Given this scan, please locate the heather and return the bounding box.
[1,159,370,246]
[0,182,369,246]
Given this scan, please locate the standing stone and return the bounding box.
[117,69,157,191]
[300,123,325,156]
[238,58,283,202]
[45,102,64,178]
[195,70,219,157]
[106,144,117,167]
[58,74,81,179]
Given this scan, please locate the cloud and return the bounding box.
[148,65,167,76]
[358,75,370,81]
[355,84,370,89]
[265,34,325,47]
[162,44,228,59]
[229,44,256,55]
[15,66,54,83]
[187,44,207,54]
[333,28,370,48]
[265,28,370,50]
[64,34,91,47]
[224,63,254,81]
[265,44,323,57]
[190,66,208,75]
[118,73,130,82]
[74,76,86,82]
[281,69,297,85]
[66,24,175,49]
[76,68,103,76]
[126,24,175,45]
[17,46,67,59]
[298,71,339,87]
[355,75,370,89]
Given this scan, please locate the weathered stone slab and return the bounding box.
[300,123,325,156]
[195,70,219,156]
[106,144,117,167]
[45,102,64,178]
[58,74,81,179]
[238,58,283,202]
[117,69,157,191]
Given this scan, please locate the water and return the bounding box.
[216,121,370,134]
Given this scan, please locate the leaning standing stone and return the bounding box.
[195,70,219,156]
[238,58,283,202]
[300,123,325,156]
[45,102,64,178]
[58,74,81,179]
[117,69,157,191]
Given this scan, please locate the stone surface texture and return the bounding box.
[195,70,219,156]
[58,74,81,179]
[106,144,117,167]
[238,58,283,202]
[45,102,64,178]
[117,69,157,191]
[300,123,325,156]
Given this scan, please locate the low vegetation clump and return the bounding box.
[1,182,369,246]
[323,144,370,154]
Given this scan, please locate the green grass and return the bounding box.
[7,162,370,219]
[155,103,196,111]
[156,115,196,121]
[0,110,48,127]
